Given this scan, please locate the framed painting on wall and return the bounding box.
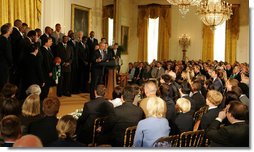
[71,4,90,37]
[121,26,129,54]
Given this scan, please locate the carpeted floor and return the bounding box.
[48,87,90,117]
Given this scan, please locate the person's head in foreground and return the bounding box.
[13,134,43,147]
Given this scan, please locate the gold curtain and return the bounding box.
[137,7,149,61]
[158,7,171,61]
[137,5,171,61]
[102,5,114,40]
[202,25,214,61]
[225,4,240,64]
[0,0,41,29]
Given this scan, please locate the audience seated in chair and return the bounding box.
[109,86,123,108]
[76,85,114,145]
[28,97,60,146]
[0,115,22,147]
[49,115,85,147]
[20,94,42,135]
[139,80,166,118]
[199,90,223,130]
[174,98,193,134]
[96,86,144,147]
[13,134,43,147]
[206,101,249,147]
[133,96,170,147]
[0,97,21,120]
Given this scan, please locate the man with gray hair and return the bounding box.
[139,80,166,117]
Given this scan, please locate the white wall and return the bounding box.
[169,5,203,61]
[41,0,102,38]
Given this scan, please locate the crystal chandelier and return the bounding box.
[167,0,202,16]
[197,0,233,30]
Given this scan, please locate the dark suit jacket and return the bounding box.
[10,27,23,64]
[49,138,86,147]
[28,116,58,146]
[86,37,98,59]
[109,48,121,58]
[207,120,249,147]
[0,35,13,77]
[77,42,89,65]
[174,112,193,134]
[102,102,144,147]
[191,92,206,112]
[76,97,114,144]
[20,53,44,90]
[200,108,221,130]
[40,34,56,56]
[56,43,73,72]
[133,67,144,80]
[211,77,224,93]
[41,46,54,80]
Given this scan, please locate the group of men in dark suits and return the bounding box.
[0,20,122,101]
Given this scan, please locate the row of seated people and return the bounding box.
[0,66,249,147]
[126,60,248,95]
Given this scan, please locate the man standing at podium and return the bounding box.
[90,42,106,99]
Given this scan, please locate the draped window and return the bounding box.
[137,4,171,61]
[102,4,114,41]
[202,25,214,61]
[225,4,240,64]
[202,4,240,63]
[0,0,41,29]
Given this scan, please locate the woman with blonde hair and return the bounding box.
[49,115,85,147]
[20,94,42,134]
[133,96,170,147]
[174,98,193,134]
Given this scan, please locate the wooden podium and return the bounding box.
[105,69,117,99]
[99,59,117,100]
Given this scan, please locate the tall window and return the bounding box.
[148,17,159,63]
[108,18,114,46]
[213,22,226,62]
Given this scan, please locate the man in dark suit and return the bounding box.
[28,97,60,147]
[133,62,145,85]
[77,36,90,93]
[211,69,224,93]
[230,66,241,82]
[40,26,56,57]
[109,43,121,73]
[190,80,206,112]
[206,101,249,147]
[90,42,105,99]
[76,85,114,145]
[0,23,13,90]
[40,37,54,101]
[97,86,145,146]
[179,81,196,115]
[67,31,79,94]
[19,44,44,100]
[86,31,98,60]
[200,90,223,130]
[56,36,73,97]
[9,19,24,85]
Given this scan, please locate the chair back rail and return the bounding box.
[179,130,205,147]
[123,126,137,147]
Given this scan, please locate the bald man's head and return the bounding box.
[144,80,157,97]
[13,135,43,147]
